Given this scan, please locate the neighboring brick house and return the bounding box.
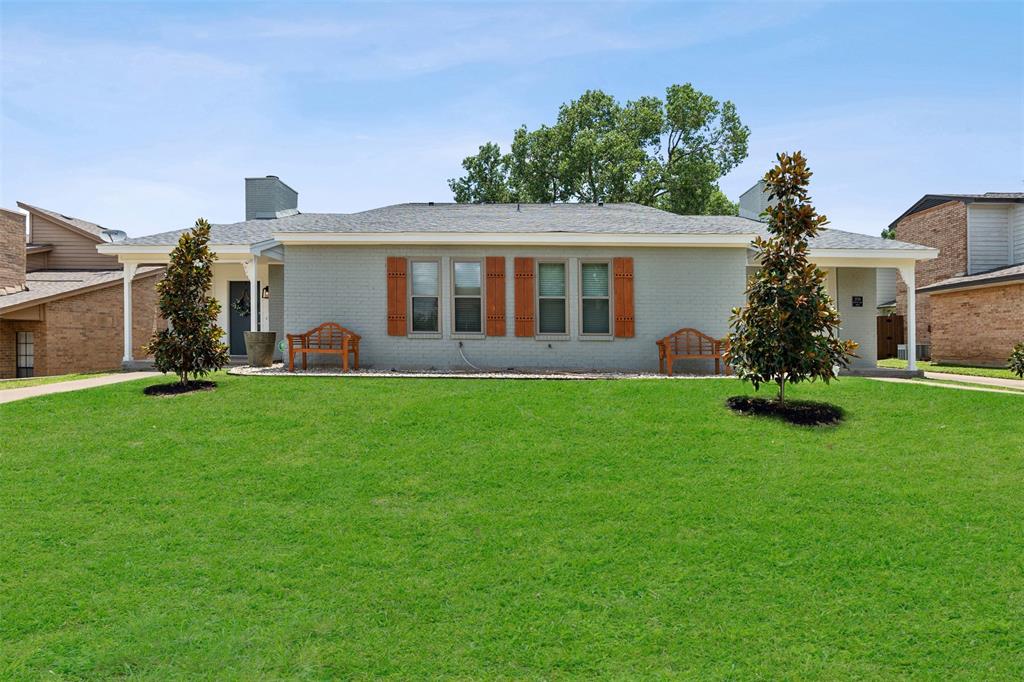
[0,204,163,379]
[892,193,1024,366]
[94,176,937,373]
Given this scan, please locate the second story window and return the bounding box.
[410,260,439,333]
[453,260,483,334]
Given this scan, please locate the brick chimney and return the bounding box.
[245,175,298,220]
[0,207,27,294]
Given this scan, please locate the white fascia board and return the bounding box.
[272,231,757,247]
[97,243,256,260]
[808,247,939,265]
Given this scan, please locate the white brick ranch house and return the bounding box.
[97,176,938,373]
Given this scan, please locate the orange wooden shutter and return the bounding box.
[386,256,407,336]
[613,257,635,338]
[513,257,535,337]
[485,256,506,336]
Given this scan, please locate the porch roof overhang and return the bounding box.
[95,242,280,265]
[747,246,939,270]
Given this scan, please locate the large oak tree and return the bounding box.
[448,83,749,215]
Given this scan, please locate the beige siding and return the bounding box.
[29,213,118,270]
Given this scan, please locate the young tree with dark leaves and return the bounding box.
[727,152,857,405]
[1009,342,1024,379]
[145,218,229,385]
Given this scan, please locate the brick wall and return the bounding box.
[930,283,1024,366]
[0,208,26,294]
[894,200,968,345]
[0,273,163,378]
[0,319,47,378]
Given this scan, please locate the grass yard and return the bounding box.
[0,371,114,391]
[2,374,1023,679]
[879,358,1022,381]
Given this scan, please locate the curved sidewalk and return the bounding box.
[0,372,161,405]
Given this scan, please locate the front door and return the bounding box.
[228,281,259,355]
[876,314,905,359]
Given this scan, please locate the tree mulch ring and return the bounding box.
[726,396,844,426]
[143,380,217,397]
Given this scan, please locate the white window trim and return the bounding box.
[408,258,441,336]
[451,258,485,337]
[578,259,613,337]
[535,259,569,337]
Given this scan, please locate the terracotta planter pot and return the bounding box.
[244,331,277,367]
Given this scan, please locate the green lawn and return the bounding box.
[879,358,1022,381]
[0,371,114,391]
[2,374,1023,679]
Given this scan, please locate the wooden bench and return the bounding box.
[656,328,730,376]
[287,322,361,373]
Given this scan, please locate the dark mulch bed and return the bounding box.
[143,380,217,397]
[726,396,844,426]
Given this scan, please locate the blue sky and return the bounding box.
[1,1,1021,237]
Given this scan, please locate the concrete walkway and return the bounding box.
[0,371,161,405]
[924,371,1024,390]
[870,375,1024,396]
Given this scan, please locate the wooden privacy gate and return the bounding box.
[876,314,905,359]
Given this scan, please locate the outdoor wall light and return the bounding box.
[261,285,270,299]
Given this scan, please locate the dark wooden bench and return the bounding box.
[287,322,361,373]
[656,327,730,376]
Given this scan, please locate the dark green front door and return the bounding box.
[228,281,259,355]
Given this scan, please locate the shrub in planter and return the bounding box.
[1009,342,1024,379]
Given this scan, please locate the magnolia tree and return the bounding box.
[145,219,229,385]
[727,152,857,404]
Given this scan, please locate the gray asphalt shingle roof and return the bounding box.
[118,202,930,252]
[0,267,162,313]
[18,203,109,238]
[917,263,1024,293]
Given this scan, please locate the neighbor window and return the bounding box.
[580,262,611,335]
[410,260,439,333]
[537,261,567,334]
[16,331,34,378]
[452,260,483,334]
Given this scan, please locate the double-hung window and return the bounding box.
[537,261,567,335]
[452,260,483,334]
[580,262,611,335]
[410,260,440,333]
[16,331,34,378]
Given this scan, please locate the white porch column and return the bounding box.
[899,264,917,371]
[242,257,258,332]
[122,262,139,363]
